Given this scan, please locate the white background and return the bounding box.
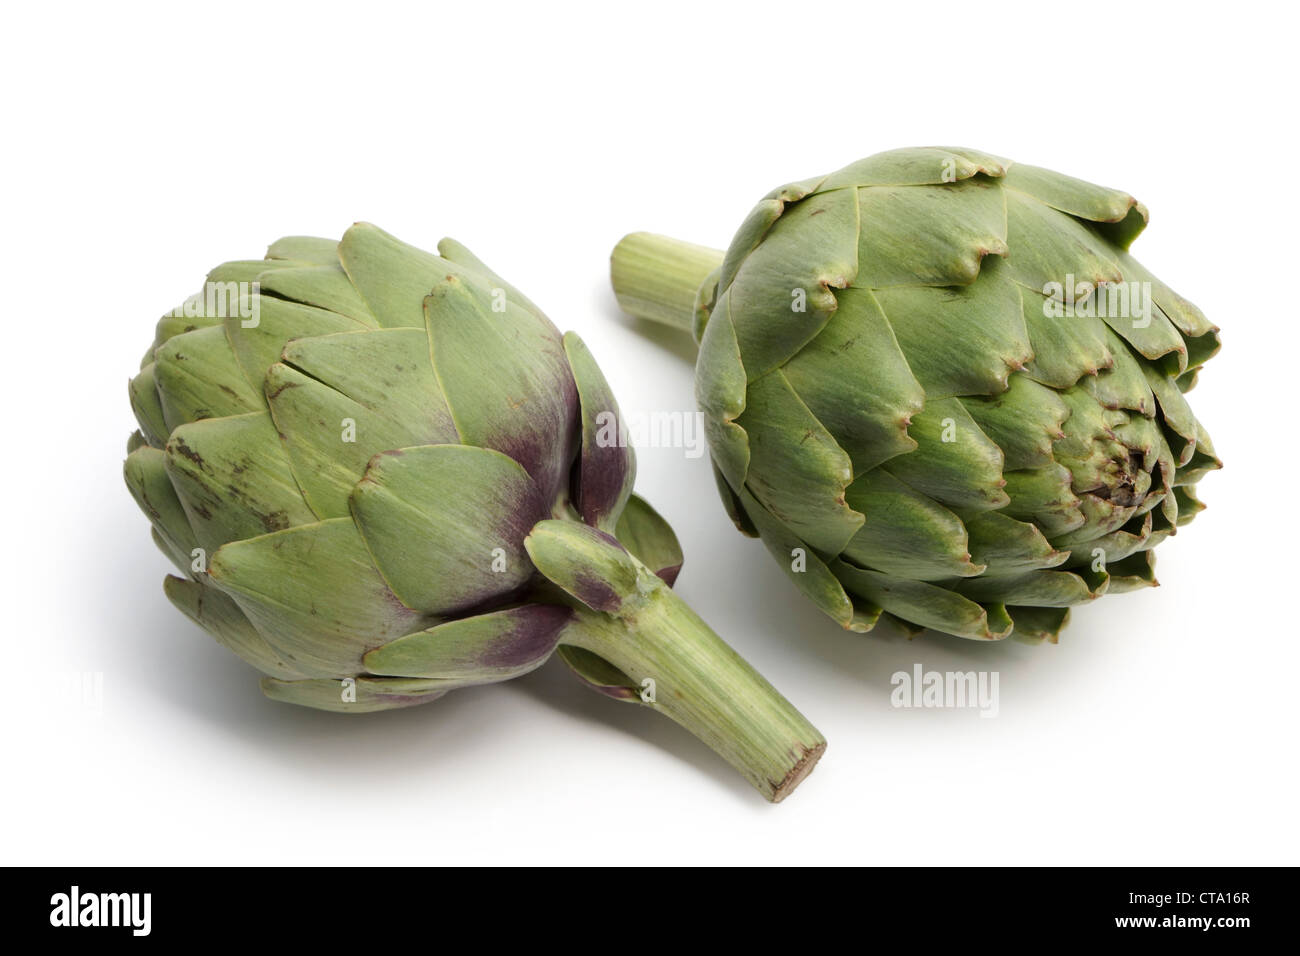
[3,0,1296,865]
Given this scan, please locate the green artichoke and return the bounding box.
[125,223,824,801]
[611,147,1220,642]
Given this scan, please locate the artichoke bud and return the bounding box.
[612,147,1221,643]
[126,223,825,801]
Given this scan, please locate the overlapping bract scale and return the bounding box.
[126,224,677,707]
[700,148,1220,641]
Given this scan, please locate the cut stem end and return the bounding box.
[560,577,826,803]
[610,232,725,336]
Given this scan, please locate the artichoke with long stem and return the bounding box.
[125,223,824,801]
[612,148,1220,642]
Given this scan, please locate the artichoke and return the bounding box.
[125,223,824,801]
[611,147,1220,642]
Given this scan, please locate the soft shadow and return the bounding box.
[509,657,758,805]
[106,498,510,780]
[675,530,1050,695]
[598,281,699,365]
[111,479,760,803]
[131,599,507,775]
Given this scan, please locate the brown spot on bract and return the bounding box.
[266,380,298,401]
[258,509,290,533]
[171,439,204,467]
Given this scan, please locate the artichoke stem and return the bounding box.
[563,579,826,802]
[610,232,724,335]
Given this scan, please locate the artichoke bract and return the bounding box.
[611,148,1220,642]
[125,223,824,801]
